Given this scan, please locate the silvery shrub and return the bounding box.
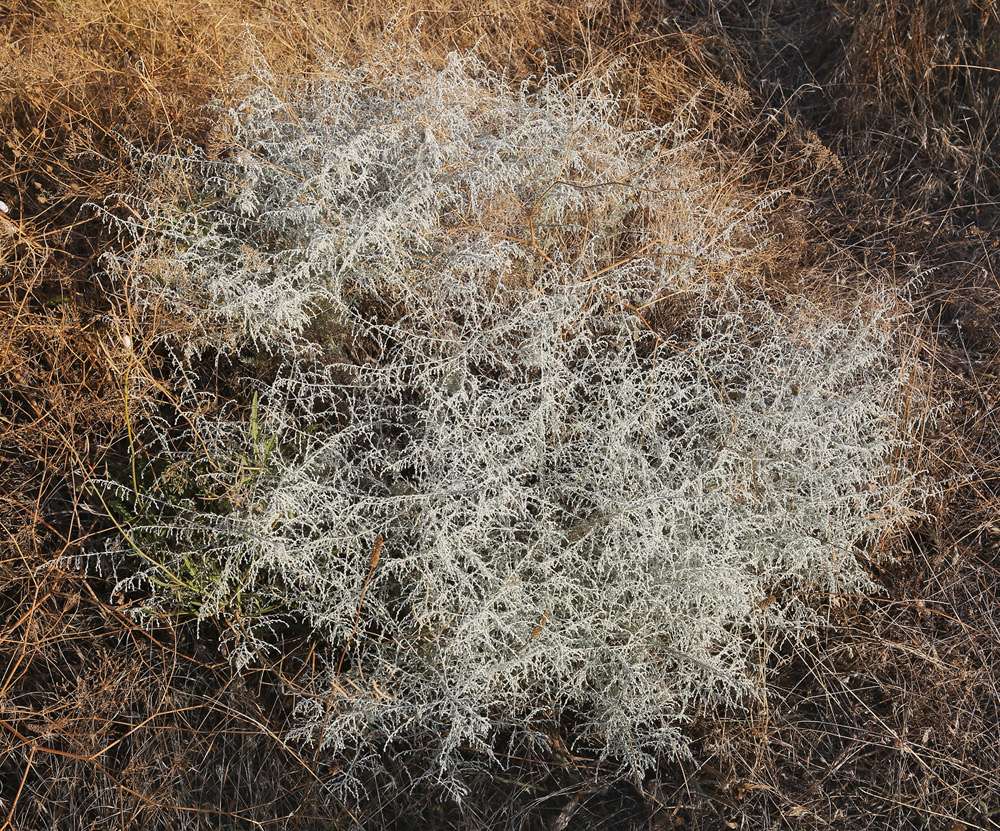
[97,46,930,796]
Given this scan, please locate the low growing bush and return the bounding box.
[95,45,931,796]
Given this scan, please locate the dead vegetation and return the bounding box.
[1,0,998,828]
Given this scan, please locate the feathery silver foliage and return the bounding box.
[100,46,930,796]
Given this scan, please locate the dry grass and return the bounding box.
[1,0,998,828]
